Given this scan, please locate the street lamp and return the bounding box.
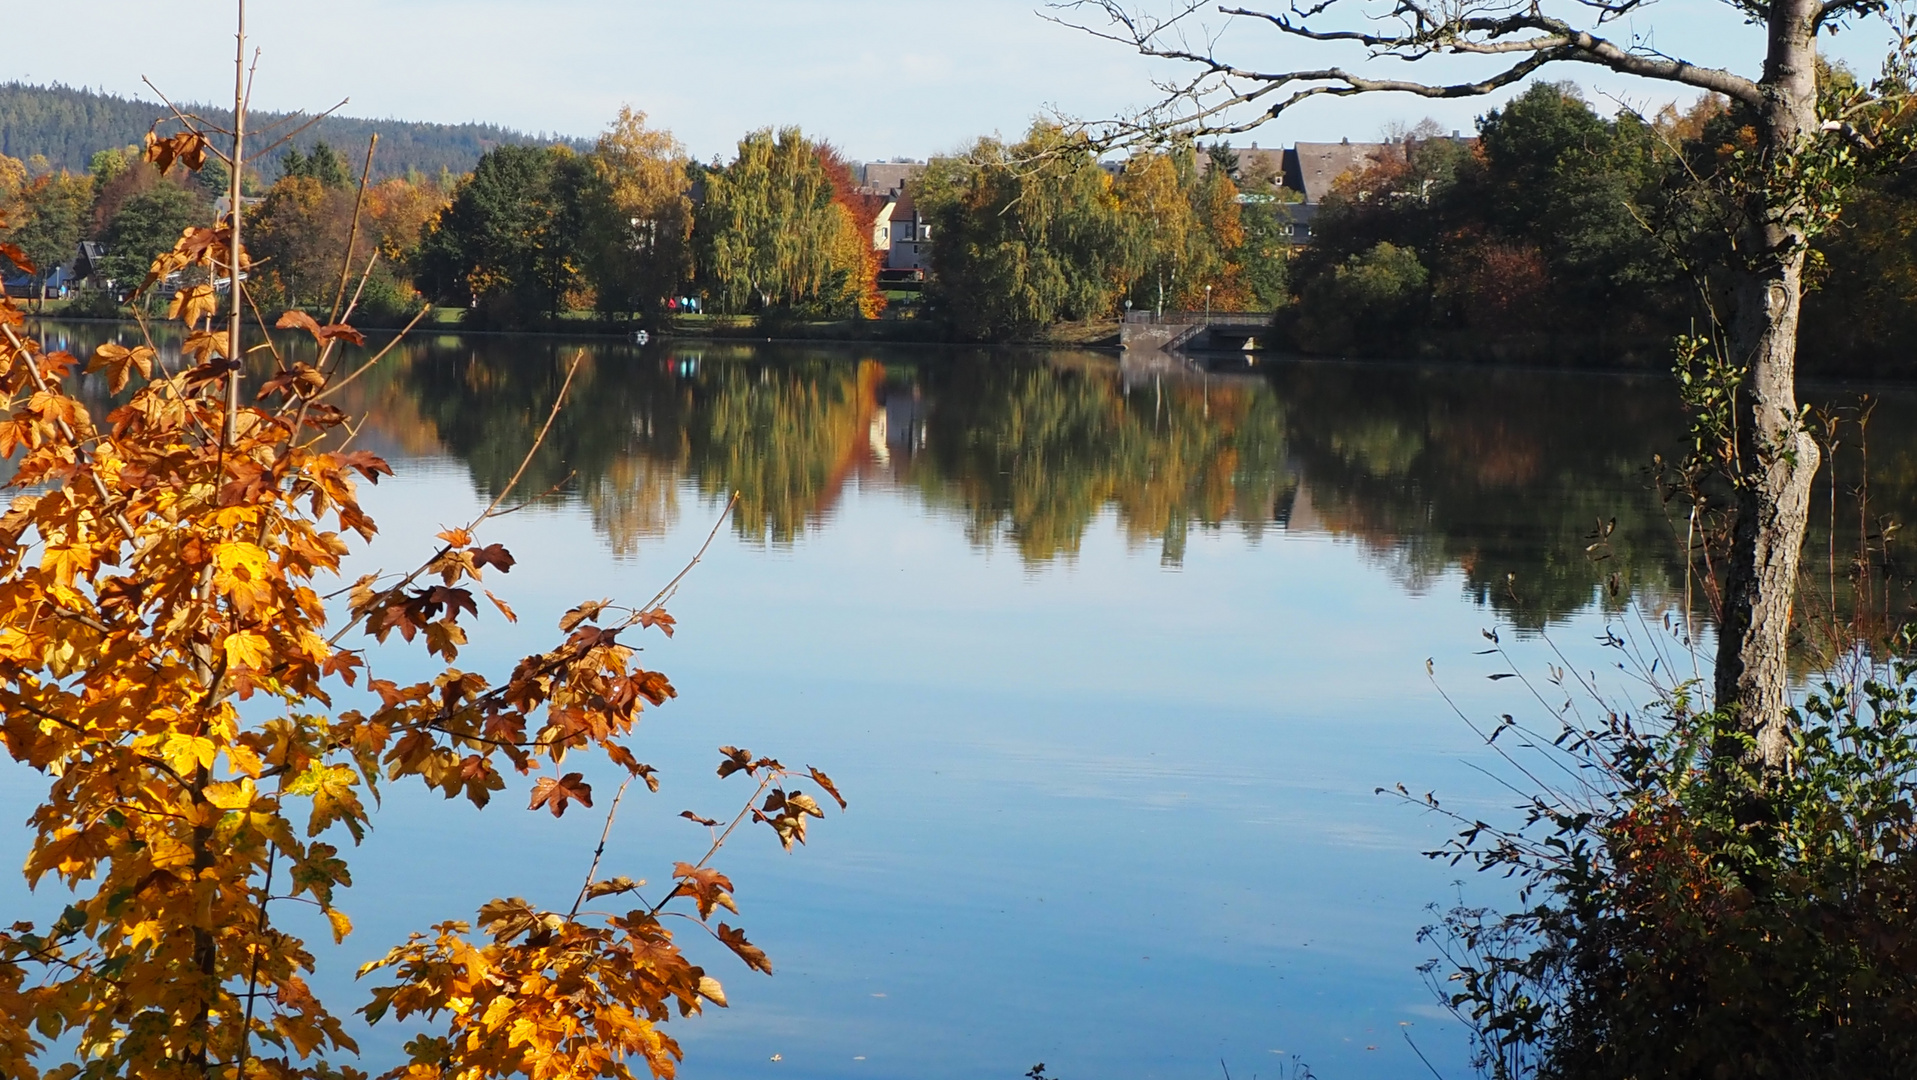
[1205,284,1213,326]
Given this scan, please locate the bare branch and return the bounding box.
[241,100,351,165]
[1049,0,1764,149]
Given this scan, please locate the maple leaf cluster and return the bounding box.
[0,129,841,1080]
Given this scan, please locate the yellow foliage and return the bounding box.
[0,109,839,1078]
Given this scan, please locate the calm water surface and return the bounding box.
[6,324,1916,1080]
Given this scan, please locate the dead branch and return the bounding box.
[1047,0,1765,149]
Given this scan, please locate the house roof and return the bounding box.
[1284,141,1401,204]
[862,161,924,194]
[1228,147,1288,183]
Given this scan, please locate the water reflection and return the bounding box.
[28,321,1917,633]
[16,320,1917,1079]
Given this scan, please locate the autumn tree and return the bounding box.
[87,145,143,187]
[1276,87,1682,348]
[918,123,1127,339]
[694,127,868,316]
[1115,150,1203,314]
[814,144,888,320]
[252,173,357,309]
[1114,145,1250,312]
[0,154,28,210]
[1,170,95,306]
[366,174,449,267]
[0,12,839,1079]
[580,108,694,320]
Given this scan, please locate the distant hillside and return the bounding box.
[0,83,588,179]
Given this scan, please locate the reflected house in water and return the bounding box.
[870,382,928,466]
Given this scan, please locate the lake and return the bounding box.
[5,323,1914,1080]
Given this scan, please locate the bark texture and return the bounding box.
[1711,0,1824,768]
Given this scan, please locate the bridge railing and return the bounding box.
[1122,310,1273,326]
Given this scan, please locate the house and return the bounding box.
[212,194,266,221]
[871,199,896,253]
[885,185,932,273]
[75,242,107,283]
[2,255,80,299]
[1228,146,1289,190]
[1281,202,1319,244]
[1,265,34,298]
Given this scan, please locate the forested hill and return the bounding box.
[0,82,586,177]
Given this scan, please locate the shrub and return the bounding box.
[1422,628,1917,1079]
[1293,241,1430,354]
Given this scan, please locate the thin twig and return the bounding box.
[638,492,741,612]
[489,472,579,518]
[240,100,350,165]
[1404,1028,1448,1079]
[329,135,379,326]
[306,305,431,406]
[239,847,277,1049]
[139,78,233,165]
[475,354,583,523]
[650,773,777,918]
[570,778,636,919]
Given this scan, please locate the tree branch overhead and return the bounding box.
[1050,0,1765,144]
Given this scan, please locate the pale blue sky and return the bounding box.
[11,0,1900,161]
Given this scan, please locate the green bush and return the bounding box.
[60,289,125,319]
[1293,241,1429,355]
[353,270,426,326]
[1424,629,1917,1079]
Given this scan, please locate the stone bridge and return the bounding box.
[1119,311,1274,354]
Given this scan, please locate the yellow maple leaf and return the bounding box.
[162,731,218,776]
[214,541,272,582]
[205,778,260,811]
[224,741,265,779]
[40,544,91,589]
[223,631,271,672]
[167,283,219,326]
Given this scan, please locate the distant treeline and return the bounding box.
[0,82,582,180]
[11,76,1914,371]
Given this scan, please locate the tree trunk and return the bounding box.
[1711,0,1823,769]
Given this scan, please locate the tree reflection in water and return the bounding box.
[30,321,1917,644]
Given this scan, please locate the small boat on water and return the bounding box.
[631,330,651,346]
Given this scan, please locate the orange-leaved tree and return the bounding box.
[0,12,840,1080]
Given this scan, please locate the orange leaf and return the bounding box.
[484,589,517,623]
[717,923,772,975]
[0,243,33,275]
[672,862,737,920]
[716,746,754,779]
[808,767,847,810]
[528,772,593,817]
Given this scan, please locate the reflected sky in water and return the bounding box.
[4,325,1915,1079]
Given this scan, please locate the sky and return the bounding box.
[8,0,1903,163]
